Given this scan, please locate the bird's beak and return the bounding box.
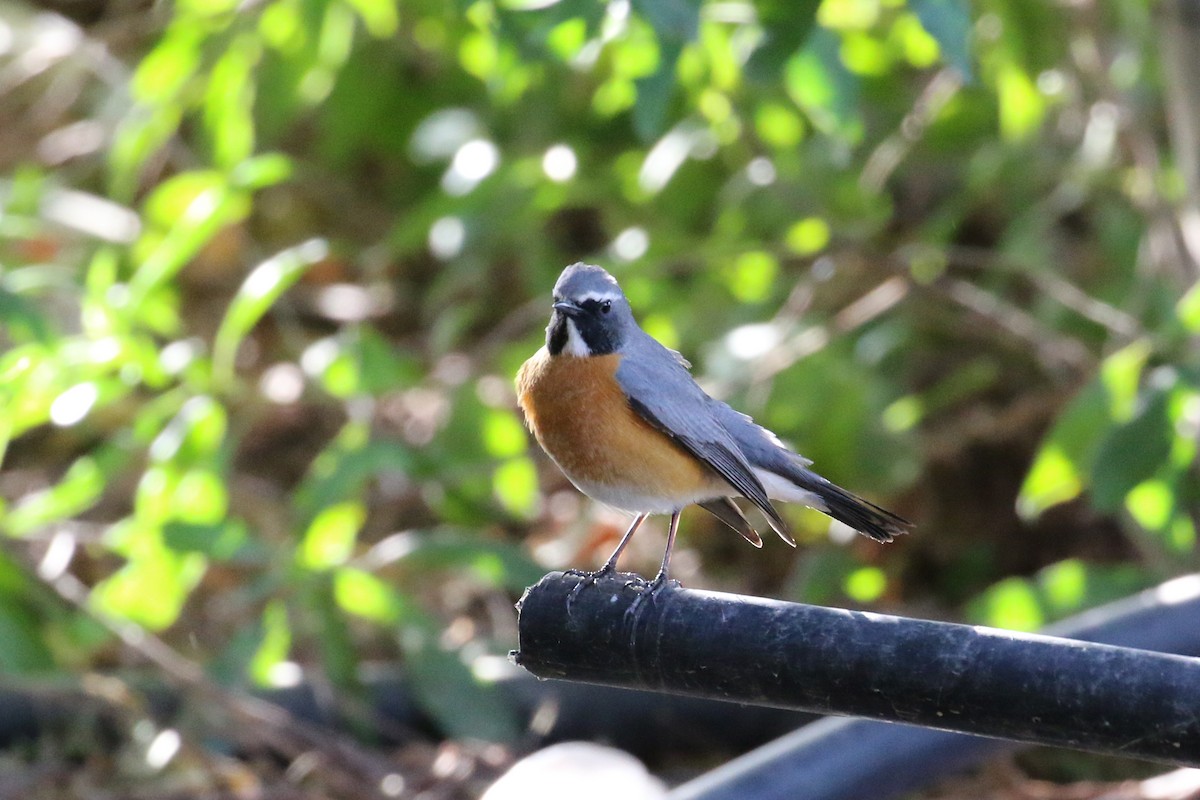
[553,300,581,316]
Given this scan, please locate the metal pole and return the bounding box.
[514,572,1200,767]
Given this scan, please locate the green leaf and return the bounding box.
[1178,281,1200,332]
[493,457,539,518]
[163,519,254,560]
[746,0,820,79]
[1017,377,1108,519]
[130,173,249,306]
[1090,371,1176,512]
[785,28,862,139]
[343,0,400,37]
[150,395,228,465]
[3,450,122,537]
[0,603,55,672]
[204,35,261,168]
[299,501,366,570]
[995,61,1044,142]
[843,566,887,603]
[1100,339,1152,422]
[724,251,779,303]
[230,153,294,190]
[132,24,204,102]
[249,600,292,685]
[366,530,545,593]
[212,239,328,386]
[633,40,681,141]
[90,543,206,630]
[1125,479,1173,531]
[1017,443,1081,520]
[967,576,1044,631]
[334,567,419,624]
[293,423,412,525]
[0,287,52,343]
[909,0,974,80]
[171,468,229,524]
[482,409,528,458]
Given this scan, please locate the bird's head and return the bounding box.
[545,263,635,357]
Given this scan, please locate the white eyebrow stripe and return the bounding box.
[576,290,621,304]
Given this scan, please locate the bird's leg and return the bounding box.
[566,514,647,609]
[625,511,681,618]
[653,510,681,586]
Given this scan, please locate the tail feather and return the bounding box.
[768,465,911,544]
[699,498,765,548]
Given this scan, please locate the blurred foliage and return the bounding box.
[0,0,1198,771]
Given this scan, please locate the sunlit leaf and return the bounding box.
[483,410,528,458]
[135,465,178,525]
[1091,371,1175,512]
[343,0,400,38]
[130,174,250,305]
[1125,479,1173,531]
[967,576,1044,631]
[1100,339,1151,422]
[785,217,830,255]
[212,239,329,386]
[230,153,293,190]
[249,600,292,685]
[3,451,118,537]
[299,501,366,570]
[1016,377,1108,519]
[204,35,261,168]
[724,251,778,303]
[90,545,206,630]
[843,566,886,603]
[172,468,228,524]
[1177,280,1200,332]
[367,530,545,592]
[995,61,1043,141]
[493,457,539,518]
[1017,443,1081,520]
[755,102,806,148]
[150,395,228,465]
[334,567,418,624]
[132,24,203,103]
[1039,558,1086,613]
[786,29,862,139]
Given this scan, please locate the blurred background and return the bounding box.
[1,0,1199,796]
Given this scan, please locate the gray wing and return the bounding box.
[614,335,790,537]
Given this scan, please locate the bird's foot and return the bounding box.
[565,563,617,614]
[624,570,679,621]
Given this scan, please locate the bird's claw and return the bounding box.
[565,564,617,614]
[624,571,678,621]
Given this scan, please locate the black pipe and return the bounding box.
[668,573,1200,800]
[514,572,1200,767]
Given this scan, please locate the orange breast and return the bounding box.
[516,348,722,510]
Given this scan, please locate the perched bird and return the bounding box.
[516,263,910,589]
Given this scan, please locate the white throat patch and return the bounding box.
[563,318,591,357]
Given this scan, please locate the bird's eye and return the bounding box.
[600,300,612,314]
